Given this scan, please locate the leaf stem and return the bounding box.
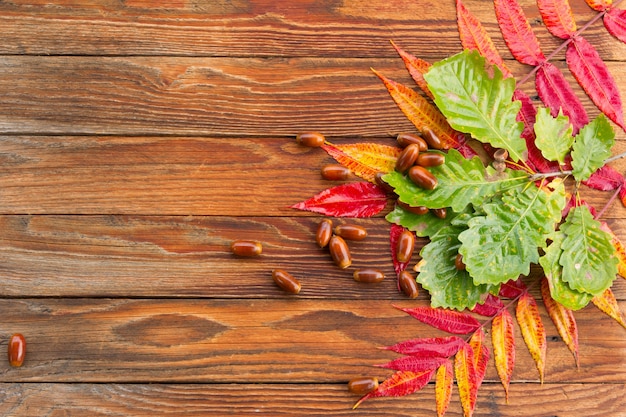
[595,184,623,220]
[604,149,626,165]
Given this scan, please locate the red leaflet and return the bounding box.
[541,278,580,367]
[583,165,625,191]
[353,370,435,409]
[499,278,527,298]
[457,0,511,77]
[390,224,410,277]
[537,0,577,39]
[585,0,613,11]
[390,41,434,100]
[566,37,626,131]
[604,8,626,44]
[621,182,626,207]
[395,305,482,334]
[471,293,505,317]
[516,292,547,382]
[381,336,465,357]
[592,288,626,329]
[493,0,546,65]
[469,328,490,388]
[376,355,449,373]
[435,362,454,417]
[290,182,388,217]
[455,343,478,417]
[536,62,589,134]
[492,309,516,401]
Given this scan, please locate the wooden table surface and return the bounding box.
[1,0,625,415]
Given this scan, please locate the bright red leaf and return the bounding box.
[516,292,547,382]
[493,0,546,65]
[457,0,511,77]
[469,328,489,388]
[353,370,435,409]
[290,182,388,217]
[585,0,612,11]
[390,41,434,100]
[499,278,527,298]
[583,165,625,191]
[435,362,454,417]
[604,8,626,44]
[395,305,482,334]
[455,343,478,417]
[566,36,626,131]
[537,0,577,39]
[492,308,516,401]
[471,293,505,317]
[541,278,580,367]
[381,336,465,357]
[376,355,449,373]
[536,62,589,133]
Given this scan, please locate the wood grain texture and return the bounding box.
[0,299,624,384]
[0,382,624,416]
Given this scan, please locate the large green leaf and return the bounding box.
[424,50,526,162]
[385,205,453,238]
[416,224,494,310]
[539,231,593,310]
[533,107,573,166]
[571,114,614,181]
[383,149,528,212]
[559,205,618,295]
[458,180,566,286]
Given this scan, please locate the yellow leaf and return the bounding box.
[492,309,515,401]
[435,361,454,417]
[321,142,401,183]
[592,287,626,329]
[516,293,546,383]
[454,343,478,417]
[541,278,579,367]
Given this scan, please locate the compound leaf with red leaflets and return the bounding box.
[290,182,388,217]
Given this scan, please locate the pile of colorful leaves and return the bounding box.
[292,0,626,415]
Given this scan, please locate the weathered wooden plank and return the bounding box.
[0,215,624,298]
[0,299,624,383]
[0,382,624,416]
[0,0,624,59]
[0,137,624,216]
[1,57,626,136]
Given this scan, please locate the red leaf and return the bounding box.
[566,37,626,131]
[290,182,388,217]
[537,0,577,39]
[583,165,625,191]
[471,293,505,317]
[585,0,612,11]
[321,142,401,183]
[455,343,478,417]
[541,278,580,367]
[353,370,435,409]
[621,182,626,207]
[592,288,626,329]
[435,362,454,417]
[395,305,481,334]
[390,41,434,100]
[390,224,410,277]
[604,8,626,44]
[536,62,589,134]
[516,292,547,382]
[492,309,516,401]
[376,355,449,373]
[499,278,527,298]
[494,0,546,65]
[381,336,465,357]
[457,0,511,77]
[469,328,490,388]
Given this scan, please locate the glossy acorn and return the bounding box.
[396,133,428,151]
[348,376,379,395]
[455,253,466,271]
[398,270,419,299]
[272,269,301,294]
[420,126,444,149]
[408,165,438,190]
[432,207,447,219]
[230,240,263,257]
[353,268,385,283]
[321,164,351,181]
[334,224,368,241]
[8,333,26,367]
[397,201,429,216]
[329,235,352,269]
[316,219,333,248]
[296,132,325,147]
[416,152,445,167]
[395,143,420,173]
[396,229,415,263]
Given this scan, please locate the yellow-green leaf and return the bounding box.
[492,308,515,401]
[516,292,547,382]
[541,278,579,367]
[592,288,626,329]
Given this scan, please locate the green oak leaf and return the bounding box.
[539,231,593,310]
[533,107,573,166]
[385,205,453,238]
[424,50,526,162]
[458,180,566,286]
[559,205,618,295]
[416,223,495,310]
[383,149,528,212]
[571,114,614,182]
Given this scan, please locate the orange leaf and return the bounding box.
[600,221,626,279]
[454,343,478,417]
[353,370,435,409]
[541,278,579,367]
[537,0,577,39]
[371,69,462,149]
[492,308,515,402]
[516,292,547,382]
[585,0,612,11]
[390,41,434,100]
[320,142,401,183]
[456,0,511,77]
[435,361,454,417]
[592,288,626,329]
[468,328,489,388]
